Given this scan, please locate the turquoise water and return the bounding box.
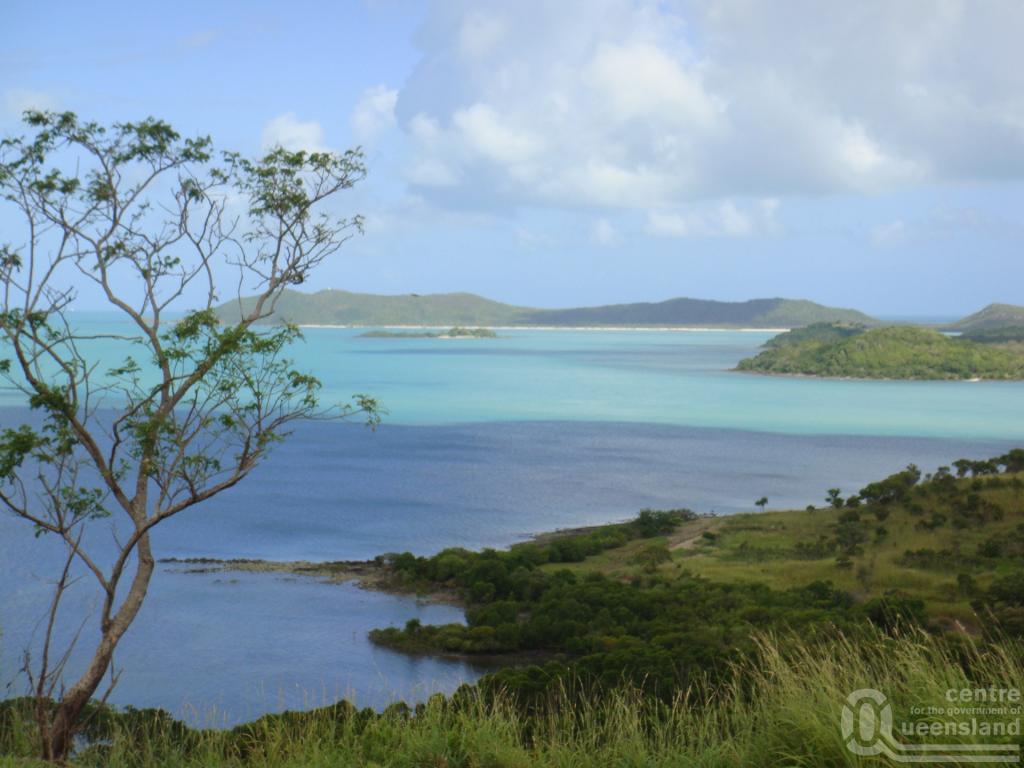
[4,316,1023,438]
[320,328,1022,437]
[1,316,1021,723]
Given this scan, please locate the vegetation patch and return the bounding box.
[737,323,1024,379]
[358,326,498,339]
[369,451,1023,703]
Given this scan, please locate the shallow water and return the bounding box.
[1,319,1020,723]
[4,320,1022,439]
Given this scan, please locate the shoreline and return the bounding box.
[157,517,656,599]
[158,556,461,604]
[159,514,720,599]
[733,368,1015,383]
[297,324,790,333]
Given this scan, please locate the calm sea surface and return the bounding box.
[1,319,1021,723]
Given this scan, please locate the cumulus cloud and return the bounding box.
[261,113,327,153]
[351,85,398,143]
[587,42,721,129]
[391,0,1024,211]
[647,199,779,238]
[453,103,545,166]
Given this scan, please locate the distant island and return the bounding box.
[214,289,876,329]
[737,322,1024,380]
[944,302,1024,333]
[358,326,498,339]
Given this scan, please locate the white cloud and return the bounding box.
[458,11,506,59]
[587,42,720,128]
[409,113,441,142]
[351,85,398,143]
[647,199,779,238]
[391,0,1024,211]
[542,162,680,209]
[408,158,459,187]
[261,113,327,153]
[405,114,458,186]
[452,103,544,166]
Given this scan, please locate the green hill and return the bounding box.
[214,289,531,326]
[961,324,1024,345]
[214,290,876,328]
[761,321,865,348]
[947,302,1024,332]
[737,323,1024,379]
[515,297,873,327]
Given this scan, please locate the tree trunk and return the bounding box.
[42,534,155,763]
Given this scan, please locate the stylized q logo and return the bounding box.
[841,688,893,756]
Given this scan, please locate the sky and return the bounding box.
[1,0,1023,316]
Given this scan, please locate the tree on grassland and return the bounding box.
[632,542,672,573]
[0,111,380,761]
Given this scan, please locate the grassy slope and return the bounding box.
[367,458,1023,704]
[738,324,1024,379]
[753,298,875,327]
[546,473,1024,627]
[4,630,1021,767]
[214,290,877,328]
[947,302,1024,332]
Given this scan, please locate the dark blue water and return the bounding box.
[1,418,1014,724]
[150,421,1018,559]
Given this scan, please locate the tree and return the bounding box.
[857,464,920,507]
[632,543,672,573]
[755,496,768,512]
[826,488,843,509]
[0,111,379,761]
[997,449,1024,474]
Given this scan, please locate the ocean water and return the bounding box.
[4,319,1023,438]
[1,319,1022,723]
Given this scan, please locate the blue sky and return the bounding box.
[2,0,1023,316]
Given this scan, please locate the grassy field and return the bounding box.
[2,628,1021,767]
[545,471,1024,629]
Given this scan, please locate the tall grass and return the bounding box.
[2,627,1021,767]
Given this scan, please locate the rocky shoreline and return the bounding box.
[160,516,635,586]
[158,555,461,603]
[160,556,380,582]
